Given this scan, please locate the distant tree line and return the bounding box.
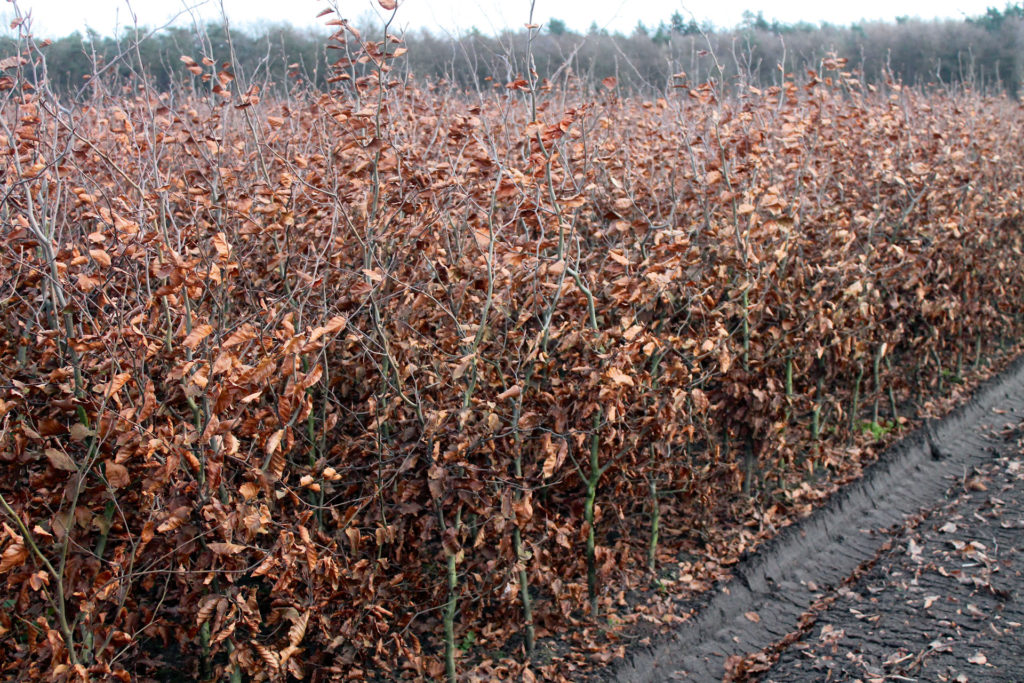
[3,3,1022,97]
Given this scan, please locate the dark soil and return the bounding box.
[762,425,1024,682]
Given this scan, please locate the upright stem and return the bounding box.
[811,371,824,441]
[886,355,900,422]
[585,410,601,615]
[511,397,535,658]
[784,355,793,422]
[741,286,750,369]
[872,346,883,425]
[512,525,535,656]
[848,364,864,443]
[0,493,80,668]
[647,465,660,575]
[741,287,755,493]
[742,435,757,496]
[444,507,462,683]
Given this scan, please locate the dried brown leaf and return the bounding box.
[89,248,112,268]
[45,448,77,472]
[288,611,309,647]
[105,461,130,488]
[0,543,27,573]
[183,324,214,350]
[209,542,246,556]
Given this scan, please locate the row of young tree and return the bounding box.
[5,3,1023,96]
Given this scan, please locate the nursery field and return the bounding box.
[2,18,1024,682]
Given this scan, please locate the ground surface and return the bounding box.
[762,424,1024,682]
[611,355,1024,682]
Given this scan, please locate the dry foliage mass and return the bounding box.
[1,13,1024,682]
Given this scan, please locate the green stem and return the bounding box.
[742,287,750,370]
[784,356,793,422]
[200,620,211,679]
[93,500,115,560]
[585,410,601,615]
[884,355,898,420]
[742,435,757,496]
[443,508,462,683]
[0,493,80,669]
[849,364,864,443]
[513,526,535,657]
[812,371,824,441]
[509,365,536,658]
[647,468,660,575]
[872,346,883,425]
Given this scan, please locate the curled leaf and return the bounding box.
[0,543,27,573]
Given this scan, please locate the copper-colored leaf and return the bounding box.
[606,367,634,386]
[719,349,732,374]
[183,324,214,350]
[89,248,112,268]
[345,527,361,554]
[288,611,309,647]
[239,482,259,500]
[622,324,644,341]
[196,596,221,625]
[252,554,276,577]
[69,422,93,442]
[212,351,234,376]
[541,439,567,479]
[77,273,100,292]
[496,385,522,401]
[308,315,347,343]
[691,388,710,412]
[0,543,27,573]
[268,449,286,480]
[211,232,231,258]
[223,324,256,348]
[251,641,280,671]
[105,461,130,488]
[157,506,191,534]
[0,55,27,70]
[513,497,533,525]
[37,418,64,436]
[97,372,132,399]
[208,542,246,556]
[45,448,77,472]
[297,364,323,392]
[138,380,157,421]
[265,429,284,458]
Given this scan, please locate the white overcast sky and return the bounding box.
[4,0,1005,38]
